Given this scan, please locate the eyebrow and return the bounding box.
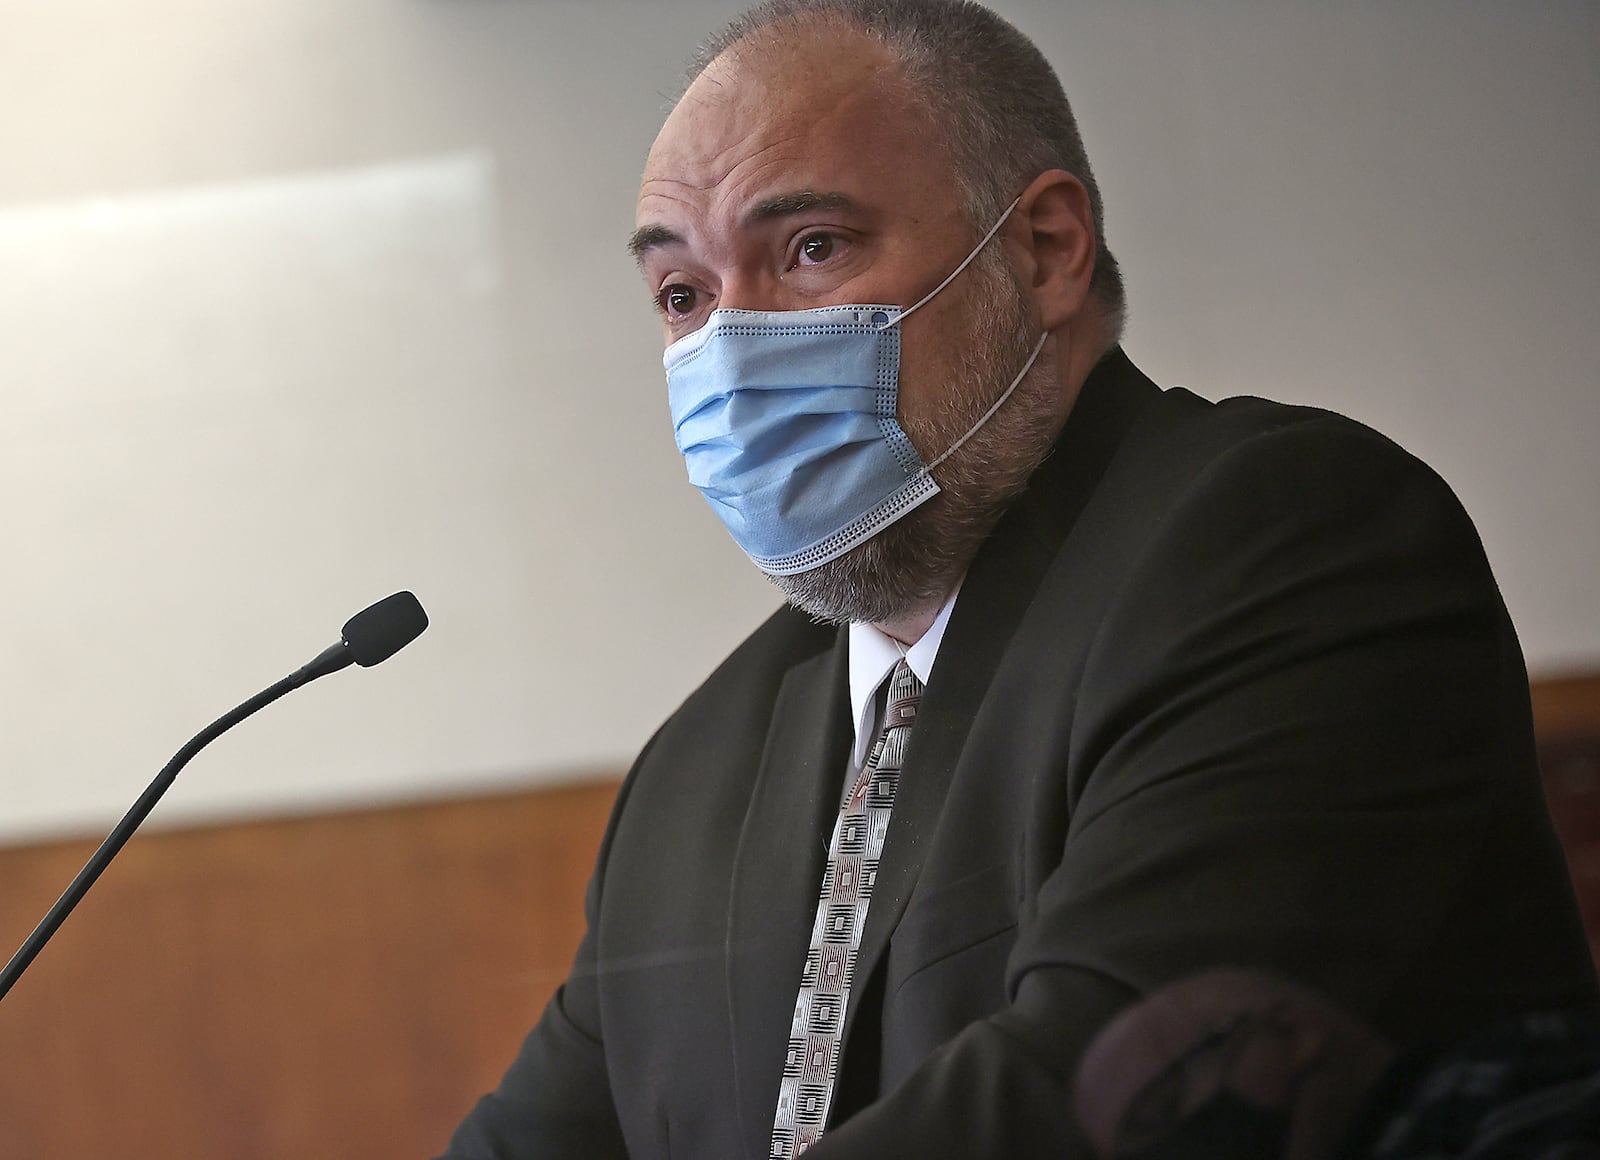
[746,189,860,223]
[627,190,862,265]
[627,223,683,265]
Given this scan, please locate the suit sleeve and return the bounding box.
[810,418,1547,1157]
[435,745,656,1159]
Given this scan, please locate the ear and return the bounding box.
[1008,169,1097,333]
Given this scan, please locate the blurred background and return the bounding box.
[0,1,1594,1156]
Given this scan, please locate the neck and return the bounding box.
[1053,321,1113,429]
[870,599,943,647]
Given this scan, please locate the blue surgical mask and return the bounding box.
[663,200,1047,576]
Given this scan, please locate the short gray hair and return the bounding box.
[691,0,1126,338]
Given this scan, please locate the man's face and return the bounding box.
[634,23,1060,626]
[633,28,978,456]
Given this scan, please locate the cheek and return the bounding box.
[892,333,950,457]
[892,299,971,444]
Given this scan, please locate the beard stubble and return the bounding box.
[768,248,1065,626]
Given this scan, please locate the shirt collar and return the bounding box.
[845,583,962,769]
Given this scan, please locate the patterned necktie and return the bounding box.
[770,658,923,1158]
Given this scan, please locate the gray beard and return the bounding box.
[766,252,1063,626]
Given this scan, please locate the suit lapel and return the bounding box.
[725,630,851,1154]
[843,348,1162,1044]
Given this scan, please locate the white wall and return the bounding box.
[0,0,1594,843]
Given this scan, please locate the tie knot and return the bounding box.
[884,659,922,725]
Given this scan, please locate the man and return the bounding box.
[442,2,1596,1157]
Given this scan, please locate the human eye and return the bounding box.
[655,282,701,320]
[790,230,849,269]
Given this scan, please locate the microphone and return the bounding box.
[0,591,429,1001]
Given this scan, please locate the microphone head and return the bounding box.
[341,591,428,667]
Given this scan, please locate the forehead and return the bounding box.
[636,24,958,237]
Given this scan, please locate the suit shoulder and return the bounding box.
[658,602,838,733]
[1129,387,1467,520]
[1145,386,1405,459]
[1042,382,1497,645]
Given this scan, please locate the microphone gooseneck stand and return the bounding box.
[0,590,428,1002]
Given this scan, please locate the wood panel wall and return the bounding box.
[0,780,621,1160]
[1533,673,1600,966]
[0,674,1596,1159]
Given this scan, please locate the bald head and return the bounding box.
[686,0,1126,337]
[641,20,947,246]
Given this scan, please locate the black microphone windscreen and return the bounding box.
[341,591,428,667]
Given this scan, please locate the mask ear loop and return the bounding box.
[923,330,1048,473]
[879,196,1023,329]
[878,194,1045,475]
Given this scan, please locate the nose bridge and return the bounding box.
[715,264,788,314]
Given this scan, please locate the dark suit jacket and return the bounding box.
[443,349,1596,1159]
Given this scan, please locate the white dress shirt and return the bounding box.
[844,584,962,776]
